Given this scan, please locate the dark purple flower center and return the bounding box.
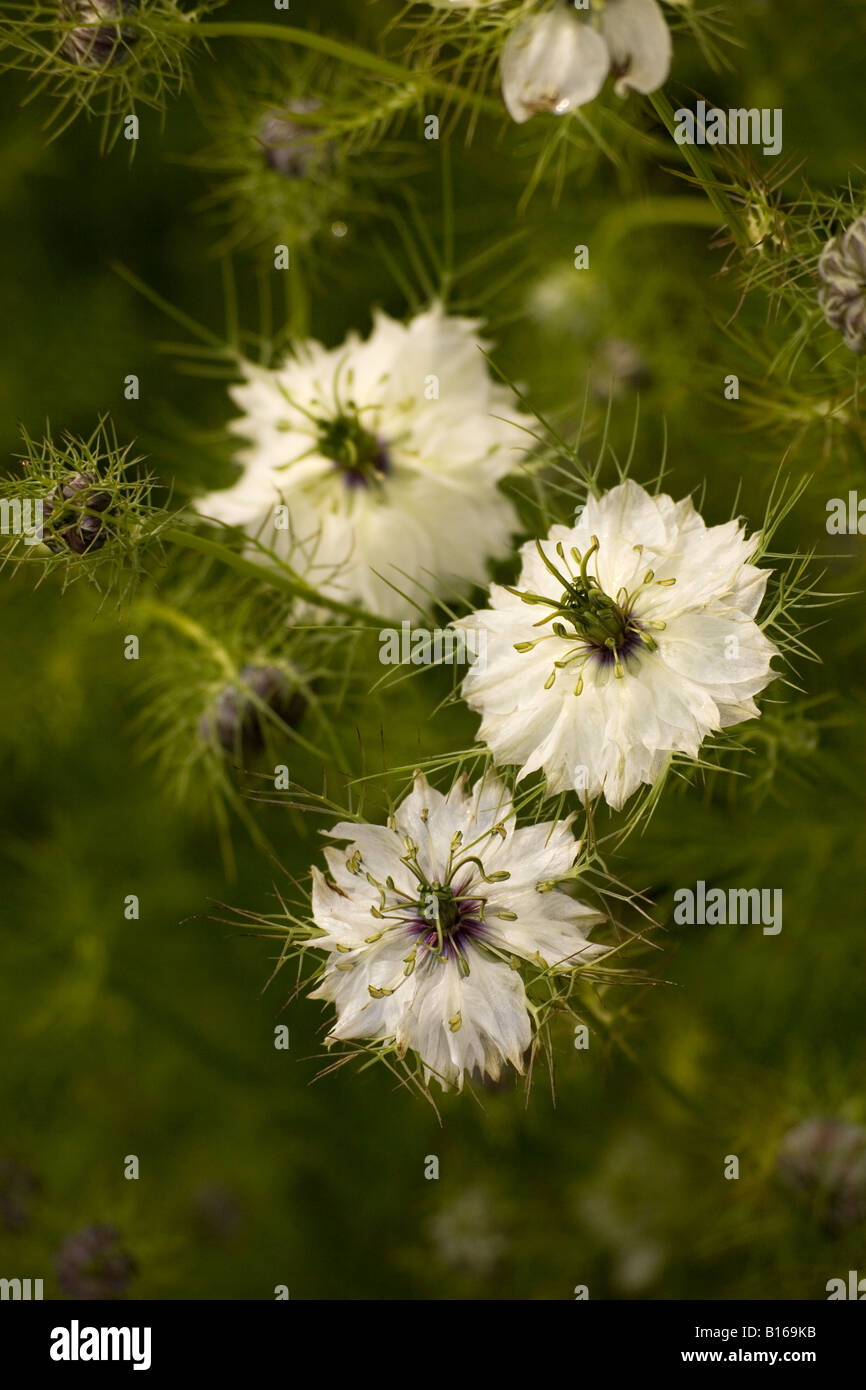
[317,413,390,489]
[410,886,485,960]
[589,619,646,667]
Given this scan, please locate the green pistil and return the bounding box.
[509,536,673,687]
[421,884,462,935]
[317,411,387,485]
[351,830,513,969]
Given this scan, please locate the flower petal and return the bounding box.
[501,8,609,124]
[601,0,672,96]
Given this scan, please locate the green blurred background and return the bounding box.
[1,0,865,1299]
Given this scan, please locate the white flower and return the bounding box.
[194,305,529,620]
[307,772,604,1091]
[501,0,672,124]
[455,480,779,809]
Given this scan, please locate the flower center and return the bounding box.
[420,884,464,935]
[509,535,673,688]
[347,826,514,977]
[317,413,390,489]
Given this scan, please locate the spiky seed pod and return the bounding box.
[59,0,138,70]
[817,215,866,353]
[41,472,113,554]
[776,1117,866,1231]
[54,1223,137,1299]
[200,665,307,756]
[259,100,327,179]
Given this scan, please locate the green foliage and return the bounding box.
[1,0,865,1300]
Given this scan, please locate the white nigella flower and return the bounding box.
[455,481,779,809]
[307,772,604,1091]
[501,0,672,124]
[194,305,529,619]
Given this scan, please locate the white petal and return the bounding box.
[501,8,609,125]
[403,953,531,1091]
[322,822,407,885]
[487,888,605,970]
[601,0,672,97]
[458,480,777,807]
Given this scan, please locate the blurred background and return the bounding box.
[1,0,865,1299]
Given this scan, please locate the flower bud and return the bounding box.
[59,0,139,69]
[54,1223,137,1299]
[42,472,113,554]
[818,215,866,353]
[200,665,307,756]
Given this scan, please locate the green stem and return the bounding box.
[163,525,390,629]
[135,598,237,676]
[599,195,723,250]
[580,992,712,1124]
[648,91,750,249]
[155,19,504,118]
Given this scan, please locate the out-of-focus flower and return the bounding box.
[199,665,307,756]
[776,1117,866,1231]
[55,1224,137,1299]
[259,100,329,179]
[430,1187,507,1274]
[588,337,652,400]
[195,305,529,619]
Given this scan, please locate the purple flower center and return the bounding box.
[590,619,646,667]
[409,888,485,961]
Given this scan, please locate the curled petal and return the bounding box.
[601,0,672,97]
[501,8,610,124]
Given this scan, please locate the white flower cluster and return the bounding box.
[195,299,779,1088]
